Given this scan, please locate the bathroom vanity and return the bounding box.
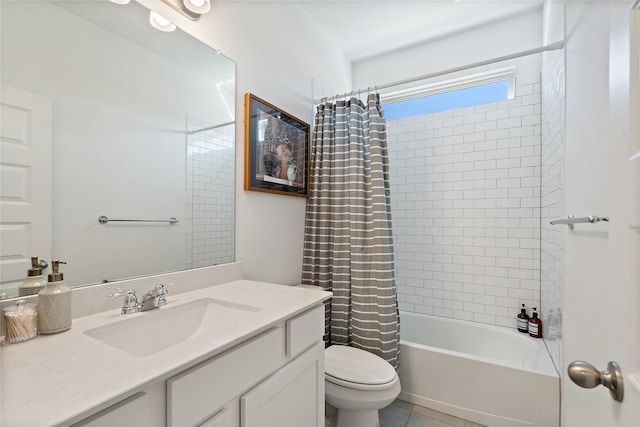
[1,277,330,426]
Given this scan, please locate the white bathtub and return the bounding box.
[398,311,559,427]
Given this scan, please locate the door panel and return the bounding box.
[562,2,640,425]
[0,86,52,296]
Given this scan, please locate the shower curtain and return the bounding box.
[302,93,400,369]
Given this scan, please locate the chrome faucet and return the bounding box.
[109,283,171,314]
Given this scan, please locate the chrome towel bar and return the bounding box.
[98,215,178,225]
[550,214,609,230]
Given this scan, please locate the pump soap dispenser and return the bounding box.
[19,257,48,296]
[517,303,529,333]
[528,307,542,338]
[37,260,71,334]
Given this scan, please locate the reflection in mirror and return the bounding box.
[0,0,236,298]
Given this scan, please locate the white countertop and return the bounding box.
[0,280,330,427]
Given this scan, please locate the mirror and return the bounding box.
[0,0,236,297]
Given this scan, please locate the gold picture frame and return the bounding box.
[244,93,310,197]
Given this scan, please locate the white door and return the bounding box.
[562,2,640,426]
[0,85,52,297]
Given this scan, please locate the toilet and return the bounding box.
[325,345,401,427]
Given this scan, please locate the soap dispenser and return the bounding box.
[517,303,529,333]
[18,257,48,296]
[37,260,71,334]
[528,307,542,338]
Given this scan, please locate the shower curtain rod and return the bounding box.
[187,120,235,135]
[315,40,565,104]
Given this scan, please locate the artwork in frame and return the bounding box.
[244,93,310,197]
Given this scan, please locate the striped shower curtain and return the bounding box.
[302,93,400,369]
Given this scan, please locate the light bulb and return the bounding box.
[149,11,176,32]
[183,0,210,14]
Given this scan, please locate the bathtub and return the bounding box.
[398,311,559,427]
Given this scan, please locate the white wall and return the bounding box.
[140,1,352,285]
[2,0,350,289]
[353,9,543,92]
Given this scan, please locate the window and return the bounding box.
[382,68,515,121]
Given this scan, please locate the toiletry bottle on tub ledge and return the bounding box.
[517,303,529,333]
[528,307,542,338]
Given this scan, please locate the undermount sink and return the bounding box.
[84,298,261,357]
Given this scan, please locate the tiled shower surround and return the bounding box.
[186,120,235,268]
[387,74,542,328]
[540,49,564,371]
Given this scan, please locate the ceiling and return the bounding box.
[298,0,544,63]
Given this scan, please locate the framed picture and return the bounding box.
[244,93,310,197]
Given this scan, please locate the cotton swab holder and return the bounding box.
[3,300,38,344]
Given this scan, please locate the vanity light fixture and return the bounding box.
[149,10,176,32]
[159,0,211,20]
[183,0,211,15]
[109,0,130,4]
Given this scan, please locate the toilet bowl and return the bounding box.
[325,345,401,427]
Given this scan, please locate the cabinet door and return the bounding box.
[72,385,164,427]
[241,343,324,427]
[168,327,284,427]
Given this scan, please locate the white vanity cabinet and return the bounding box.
[2,279,330,427]
[167,305,325,427]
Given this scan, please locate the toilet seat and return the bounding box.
[325,345,397,391]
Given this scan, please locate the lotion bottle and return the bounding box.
[18,257,48,296]
[528,307,542,338]
[37,260,71,334]
[517,303,529,333]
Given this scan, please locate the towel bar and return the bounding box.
[98,215,178,225]
[549,214,608,230]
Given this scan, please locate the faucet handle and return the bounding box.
[109,289,140,314]
[154,283,173,307]
[155,282,174,292]
[154,283,170,294]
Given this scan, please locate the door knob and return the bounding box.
[567,360,624,402]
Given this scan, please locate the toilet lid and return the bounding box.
[325,345,397,386]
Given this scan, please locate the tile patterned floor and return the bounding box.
[326,399,487,427]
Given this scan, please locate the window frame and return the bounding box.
[380,66,516,108]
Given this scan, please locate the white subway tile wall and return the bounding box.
[541,49,564,372]
[186,119,235,268]
[387,74,542,328]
